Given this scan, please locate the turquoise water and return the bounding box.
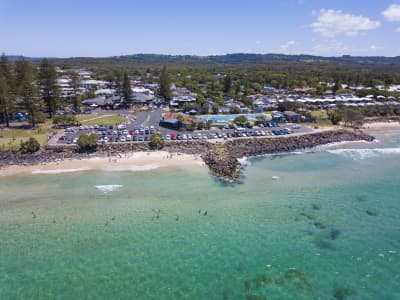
[1,130,400,299]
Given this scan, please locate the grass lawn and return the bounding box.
[0,121,54,151]
[76,114,126,126]
[310,110,329,120]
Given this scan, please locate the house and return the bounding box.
[272,111,286,123]
[133,93,155,104]
[82,95,122,109]
[82,96,112,108]
[160,113,205,130]
[95,89,116,96]
[284,111,301,123]
[159,118,180,130]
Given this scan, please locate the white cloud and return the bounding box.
[311,40,349,56]
[382,4,400,21]
[310,9,380,38]
[396,27,400,32]
[278,40,296,53]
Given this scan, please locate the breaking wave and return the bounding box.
[32,168,91,174]
[326,148,400,160]
[102,164,161,172]
[95,185,123,193]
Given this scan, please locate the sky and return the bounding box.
[1,0,400,57]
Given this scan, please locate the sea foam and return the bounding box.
[102,164,161,172]
[326,148,400,160]
[32,168,91,174]
[95,185,123,193]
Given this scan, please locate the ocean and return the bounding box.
[0,130,399,299]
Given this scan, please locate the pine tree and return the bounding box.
[122,71,132,104]
[0,54,14,127]
[223,74,232,95]
[19,63,43,128]
[0,53,14,91]
[159,66,171,100]
[70,72,81,111]
[0,73,12,127]
[114,70,123,95]
[39,59,59,117]
[14,59,31,90]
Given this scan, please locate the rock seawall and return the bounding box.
[202,130,374,181]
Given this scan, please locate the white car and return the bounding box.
[126,135,132,141]
[119,136,126,142]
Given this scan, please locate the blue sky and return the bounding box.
[1,0,399,57]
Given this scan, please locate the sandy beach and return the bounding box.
[0,151,205,177]
[361,121,400,132]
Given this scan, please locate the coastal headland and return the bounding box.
[0,129,374,180]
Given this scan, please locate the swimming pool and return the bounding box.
[198,113,270,122]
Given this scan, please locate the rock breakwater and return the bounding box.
[202,130,374,181]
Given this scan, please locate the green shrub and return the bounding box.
[233,115,247,125]
[149,133,165,150]
[77,133,99,151]
[20,137,41,154]
[53,115,78,127]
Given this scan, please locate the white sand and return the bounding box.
[0,151,205,177]
[361,121,400,132]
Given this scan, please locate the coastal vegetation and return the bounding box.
[149,133,165,150]
[53,115,78,127]
[77,133,98,151]
[0,121,52,151]
[19,137,40,154]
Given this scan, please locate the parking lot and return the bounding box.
[57,109,313,145]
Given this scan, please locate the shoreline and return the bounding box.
[1,125,397,180]
[360,121,400,133]
[0,151,205,177]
